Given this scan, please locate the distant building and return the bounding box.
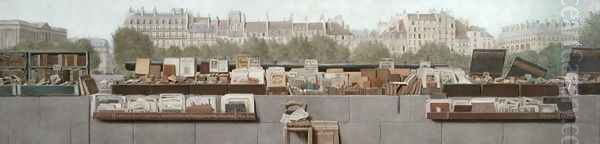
[497,19,582,53]
[376,10,494,55]
[86,38,114,74]
[122,8,352,49]
[0,20,67,49]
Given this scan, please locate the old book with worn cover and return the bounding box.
[77,54,87,66]
[135,58,150,75]
[471,98,496,112]
[162,64,176,79]
[149,64,162,78]
[179,57,196,77]
[163,58,180,76]
[428,99,450,113]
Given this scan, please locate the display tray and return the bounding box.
[93,112,256,121]
[427,112,575,122]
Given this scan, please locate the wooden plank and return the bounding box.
[427,112,575,122]
[93,112,257,121]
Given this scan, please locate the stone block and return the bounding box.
[381,122,441,144]
[90,120,133,144]
[255,96,288,123]
[572,96,597,124]
[134,123,195,144]
[502,123,562,144]
[348,96,399,122]
[442,123,502,144]
[195,123,257,144]
[0,98,16,144]
[287,96,349,123]
[258,123,284,144]
[340,123,380,144]
[571,123,600,144]
[8,97,40,144]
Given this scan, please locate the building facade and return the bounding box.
[86,38,114,74]
[497,19,582,53]
[122,8,352,49]
[376,10,494,55]
[0,20,67,50]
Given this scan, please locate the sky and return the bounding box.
[1,0,596,41]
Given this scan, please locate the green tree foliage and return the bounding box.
[181,46,202,57]
[113,28,154,71]
[13,39,101,69]
[580,12,600,48]
[351,41,391,64]
[397,42,470,69]
[164,46,182,57]
[512,43,566,78]
[242,38,271,62]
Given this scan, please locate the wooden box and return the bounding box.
[482,84,519,97]
[443,84,481,97]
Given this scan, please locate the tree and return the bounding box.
[242,38,272,63]
[182,46,202,57]
[580,12,600,48]
[165,46,182,57]
[75,39,101,69]
[113,28,154,71]
[212,39,240,60]
[287,37,313,63]
[397,42,470,69]
[351,41,391,64]
[310,36,350,63]
[513,43,566,78]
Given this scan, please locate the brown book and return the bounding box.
[149,64,162,78]
[40,54,49,66]
[48,54,60,66]
[61,70,71,82]
[77,54,86,66]
[162,64,176,80]
[81,75,98,95]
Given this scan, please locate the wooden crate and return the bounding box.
[427,112,575,122]
[229,84,266,95]
[482,84,519,97]
[149,84,189,94]
[19,85,79,96]
[267,87,289,95]
[111,84,151,95]
[189,84,228,95]
[578,83,600,95]
[0,85,17,97]
[520,84,559,97]
[443,84,481,97]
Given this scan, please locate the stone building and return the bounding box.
[0,20,67,49]
[376,10,494,55]
[122,8,352,49]
[497,19,582,53]
[86,38,114,74]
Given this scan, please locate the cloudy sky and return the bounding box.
[1,0,596,41]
